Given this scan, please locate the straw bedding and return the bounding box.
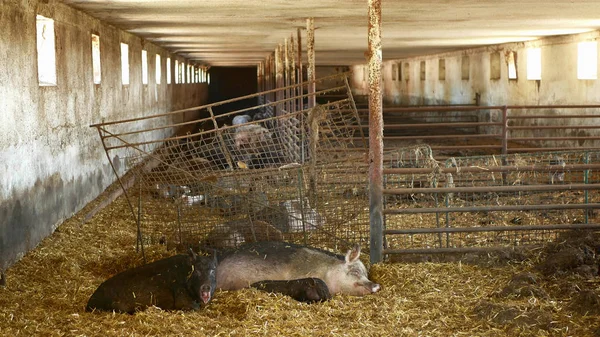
[1,187,599,337]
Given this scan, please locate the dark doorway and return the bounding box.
[208,67,258,121]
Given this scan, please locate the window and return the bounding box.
[207,71,210,85]
[174,60,179,84]
[36,15,57,86]
[155,54,161,84]
[120,43,129,85]
[461,56,470,80]
[200,68,205,82]
[91,34,101,84]
[166,57,171,84]
[527,48,541,80]
[141,50,148,85]
[420,61,426,81]
[490,52,501,80]
[391,64,398,81]
[507,51,517,80]
[577,41,598,80]
[438,59,446,81]
[403,63,410,80]
[187,64,191,83]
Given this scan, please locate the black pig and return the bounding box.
[86,249,217,314]
[251,278,331,303]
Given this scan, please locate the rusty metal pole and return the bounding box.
[307,17,316,109]
[297,28,303,111]
[368,0,384,264]
[276,44,284,116]
[257,62,263,103]
[290,34,296,113]
[285,38,290,113]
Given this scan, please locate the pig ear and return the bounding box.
[345,244,361,263]
[188,248,197,262]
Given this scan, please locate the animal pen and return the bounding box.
[92,73,600,262]
[92,73,374,259]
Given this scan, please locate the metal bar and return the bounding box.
[368,0,384,264]
[509,147,600,153]
[352,134,502,140]
[510,125,600,130]
[289,34,296,114]
[510,136,600,141]
[385,223,600,235]
[508,114,600,119]
[276,44,284,116]
[384,163,600,175]
[306,17,316,109]
[384,183,600,195]
[384,203,600,215]
[501,106,508,155]
[297,27,303,112]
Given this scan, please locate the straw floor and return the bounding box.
[1,187,599,337]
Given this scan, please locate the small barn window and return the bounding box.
[420,61,426,81]
[438,59,446,81]
[174,60,179,84]
[577,41,598,80]
[207,71,210,85]
[507,51,517,80]
[461,56,470,80]
[403,63,410,80]
[91,34,101,84]
[166,57,171,84]
[391,64,398,81]
[141,50,148,85]
[180,62,185,84]
[36,15,57,86]
[188,64,192,83]
[155,54,161,85]
[490,52,501,80]
[527,48,541,80]
[120,43,129,85]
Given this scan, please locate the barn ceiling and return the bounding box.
[61,0,600,67]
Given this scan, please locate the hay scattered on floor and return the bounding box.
[0,188,599,336]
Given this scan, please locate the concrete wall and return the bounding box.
[0,0,208,272]
[350,30,600,106]
[349,30,600,146]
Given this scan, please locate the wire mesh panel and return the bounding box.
[93,73,371,253]
[384,150,600,254]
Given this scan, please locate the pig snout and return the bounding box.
[355,281,381,295]
[200,284,212,304]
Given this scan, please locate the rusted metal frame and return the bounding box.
[385,223,600,235]
[297,28,303,112]
[384,183,600,195]
[509,114,600,119]
[290,34,296,114]
[306,17,316,109]
[344,75,367,145]
[99,128,203,185]
[91,72,351,129]
[511,136,600,141]
[384,163,600,175]
[346,122,501,129]
[275,44,285,116]
[509,104,600,109]
[430,145,503,150]
[207,106,234,170]
[94,126,146,261]
[367,0,384,264]
[384,202,600,215]
[509,147,600,153]
[355,134,502,140]
[510,125,600,130]
[103,91,348,150]
[284,38,291,114]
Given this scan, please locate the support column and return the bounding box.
[367,0,384,264]
[297,28,303,111]
[306,17,316,109]
[290,34,296,113]
[275,44,284,116]
[284,38,290,113]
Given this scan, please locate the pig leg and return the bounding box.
[250,278,331,303]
